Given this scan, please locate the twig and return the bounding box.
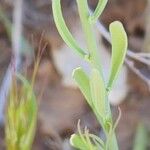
[127,51,150,66]
[125,59,150,89]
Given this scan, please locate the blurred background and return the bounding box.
[0,0,150,149]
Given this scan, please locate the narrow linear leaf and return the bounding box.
[89,0,108,24]
[107,21,128,91]
[90,69,107,118]
[16,74,37,150]
[73,67,92,107]
[52,0,86,58]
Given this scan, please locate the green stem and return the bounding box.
[76,1,118,149]
[89,0,108,24]
[76,0,103,75]
[108,134,118,150]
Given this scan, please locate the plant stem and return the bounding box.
[76,0,103,75]
[76,0,118,149]
[106,134,118,150]
[89,0,108,24]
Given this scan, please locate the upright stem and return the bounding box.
[76,0,103,75]
[76,0,118,149]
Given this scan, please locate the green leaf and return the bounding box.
[90,69,108,119]
[70,134,89,150]
[70,134,101,150]
[52,0,86,58]
[107,21,128,91]
[73,68,107,127]
[73,67,93,107]
[16,74,37,150]
[89,0,108,24]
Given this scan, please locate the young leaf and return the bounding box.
[107,21,128,91]
[70,134,90,150]
[52,0,86,58]
[90,69,108,119]
[73,67,93,107]
[73,68,106,126]
[70,134,101,150]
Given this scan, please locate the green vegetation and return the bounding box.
[5,74,37,150]
[52,0,128,149]
[5,49,42,150]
